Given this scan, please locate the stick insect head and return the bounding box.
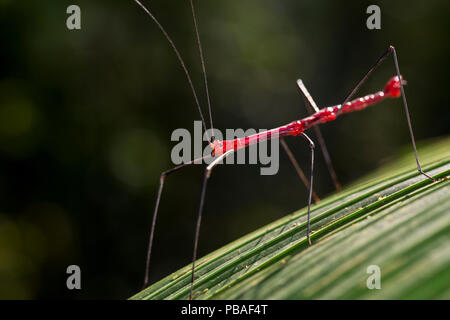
[209,139,225,156]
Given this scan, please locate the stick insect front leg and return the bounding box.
[190,150,234,300]
[142,155,212,290]
[189,132,318,298]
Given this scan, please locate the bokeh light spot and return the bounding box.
[109,128,167,189]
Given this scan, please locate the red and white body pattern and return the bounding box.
[210,76,404,156]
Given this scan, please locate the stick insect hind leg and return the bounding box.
[341,45,441,182]
[290,45,447,249]
[390,46,444,182]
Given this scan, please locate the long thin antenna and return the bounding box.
[189,0,215,138]
[132,0,210,140]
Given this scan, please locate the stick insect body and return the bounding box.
[210,76,403,156]
[131,0,441,300]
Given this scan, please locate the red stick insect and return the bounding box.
[132,0,442,299]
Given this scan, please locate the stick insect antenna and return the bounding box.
[189,0,215,140]
[132,0,211,140]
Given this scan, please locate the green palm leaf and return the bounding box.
[131,136,450,300]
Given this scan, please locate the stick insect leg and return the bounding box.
[297,79,342,191]
[142,156,211,290]
[190,150,234,300]
[390,46,440,182]
[300,133,315,245]
[341,45,439,182]
[280,137,320,203]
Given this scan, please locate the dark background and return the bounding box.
[0,0,448,299]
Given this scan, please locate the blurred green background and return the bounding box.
[0,0,448,299]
